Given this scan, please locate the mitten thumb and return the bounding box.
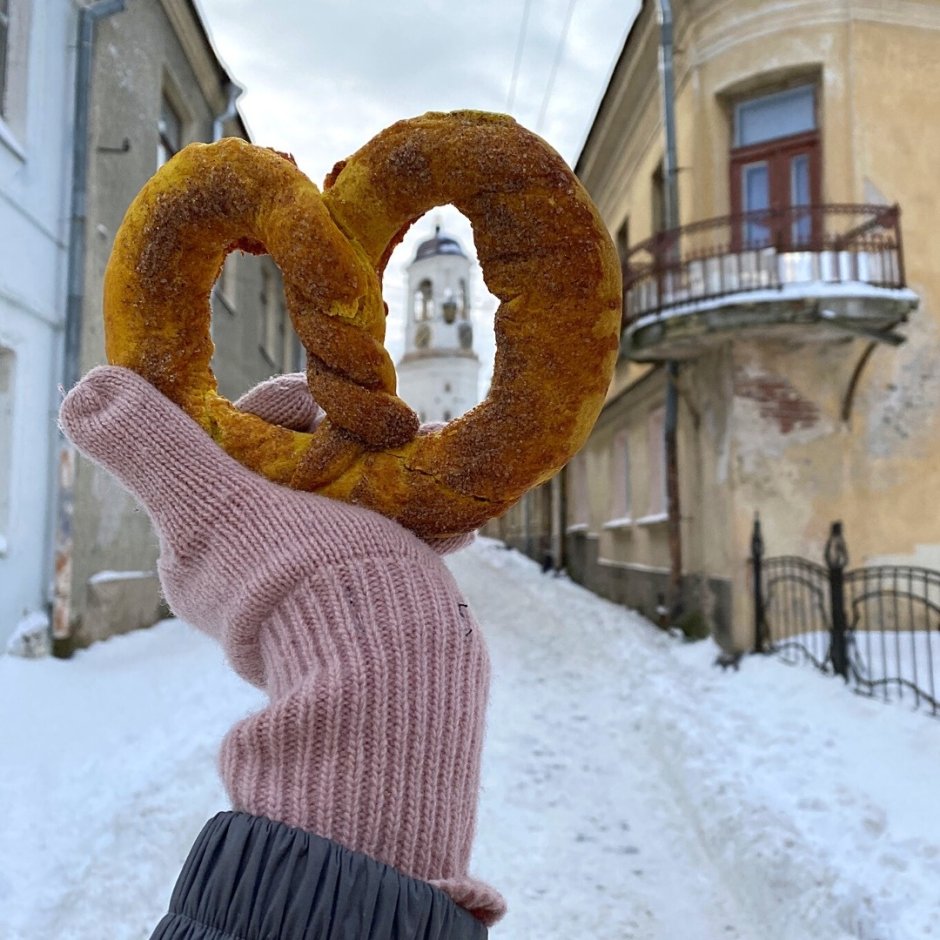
[235,372,325,432]
[59,366,267,547]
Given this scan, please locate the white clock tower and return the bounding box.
[397,226,480,423]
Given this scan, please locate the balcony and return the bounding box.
[622,204,919,360]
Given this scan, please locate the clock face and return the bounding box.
[415,322,432,349]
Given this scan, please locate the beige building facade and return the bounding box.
[493,0,939,649]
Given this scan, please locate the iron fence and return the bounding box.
[752,517,940,716]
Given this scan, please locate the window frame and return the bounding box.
[604,428,632,529]
[565,454,591,533]
[414,279,433,321]
[0,0,32,150]
[729,85,822,251]
[157,92,183,168]
[259,266,285,368]
[645,405,668,519]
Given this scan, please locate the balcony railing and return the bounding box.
[623,204,906,327]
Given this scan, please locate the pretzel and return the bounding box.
[103,111,622,538]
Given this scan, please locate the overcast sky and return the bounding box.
[196,0,640,393]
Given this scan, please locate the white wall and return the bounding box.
[0,0,76,645]
[398,355,480,424]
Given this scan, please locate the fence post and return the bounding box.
[825,521,850,681]
[752,513,767,653]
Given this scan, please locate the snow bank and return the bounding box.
[0,622,264,939]
[6,610,51,658]
[1,538,937,938]
[466,540,940,939]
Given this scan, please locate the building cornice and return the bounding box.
[579,0,940,194]
[159,0,230,111]
[398,349,479,366]
[693,0,940,66]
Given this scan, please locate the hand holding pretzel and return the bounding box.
[59,365,504,925]
[103,111,622,537]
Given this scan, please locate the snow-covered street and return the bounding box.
[2,538,938,939]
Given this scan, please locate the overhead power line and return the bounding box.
[506,0,533,113]
[536,0,578,133]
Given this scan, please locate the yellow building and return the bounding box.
[494,0,939,650]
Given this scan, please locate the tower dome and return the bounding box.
[414,227,467,261]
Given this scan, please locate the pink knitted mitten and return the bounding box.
[59,366,505,925]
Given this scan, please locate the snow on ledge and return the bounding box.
[634,512,669,526]
[630,280,919,332]
[88,570,156,585]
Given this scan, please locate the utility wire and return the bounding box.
[506,0,533,113]
[536,0,578,132]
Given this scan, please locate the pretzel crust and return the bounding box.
[103,111,621,537]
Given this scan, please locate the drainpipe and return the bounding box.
[658,0,683,617]
[51,0,126,656]
[212,80,243,142]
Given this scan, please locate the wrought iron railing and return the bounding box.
[752,517,940,716]
[624,204,906,326]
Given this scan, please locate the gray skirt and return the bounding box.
[150,812,487,940]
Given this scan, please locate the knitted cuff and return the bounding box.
[217,554,506,925]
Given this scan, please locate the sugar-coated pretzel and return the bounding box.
[103,111,622,538]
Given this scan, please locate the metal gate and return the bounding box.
[752,517,940,716]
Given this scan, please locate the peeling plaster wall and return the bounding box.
[573,0,940,650]
[67,2,289,644]
[70,2,215,640]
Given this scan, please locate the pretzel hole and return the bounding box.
[382,207,497,425]
[209,247,305,404]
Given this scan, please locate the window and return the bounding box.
[0,0,9,119]
[260,267,284,366]
[616,218,630,265]
[566,454,590,531]
[607,429,631,523]
[414,279,433,321]
[735,86,815,148]
[647,406,667,516]
[157,94,182,167]
[730,85,820,249]
[0,346,14,553]
[459,279,469,319]
[0,0,31,139]
[219,253,238,307]
[290,338,306,373]
[282,328,300,374]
